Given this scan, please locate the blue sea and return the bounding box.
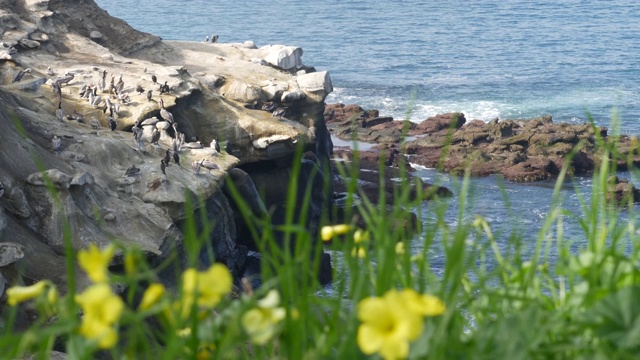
[97,0,640,270]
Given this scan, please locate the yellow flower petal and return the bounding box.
[139,283,165,311]
[6,281,47,306]
[197,263,232,308]
[257,289,280,308]
[354,229,370,244]
[78,244,115,283]
[75,284,124,349]
[321,226,335,241]
[395,242,405,255]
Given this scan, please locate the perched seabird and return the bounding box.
[125,165,140,177]
[46,67,55,76]
[104,97,113,114]
[52,136,61,151]
[108,115,117,131]
[90,88,102,107]
[98,70,107,93]
[210,138,221,153]
[159,81,169,95]
[205,36,209,42]
[54,72,74,87]
[150,128,160,145]
[199,159,219,172]
[173,150,180,165]
[55,102,64,122]
[160,159,166,175]
[74,111,85,123]
[211,35,219,43]
[141,116,160,126]
[136,85,145,94]
[159,99,174,123]
[183,141,203,149]
[90,118,100,129]
[194,159,204,175]
[147,89,153,102]
[172,136,180,152]
[78,83,89,97]
[12,68,31,83]
[272,107,287,119]
[52,81,62,102]
[115,73,125,94]
[151,75,158,85]
[163,149,171,167]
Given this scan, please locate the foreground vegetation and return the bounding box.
[2,116,640,360]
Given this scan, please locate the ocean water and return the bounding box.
[96,0,640,265]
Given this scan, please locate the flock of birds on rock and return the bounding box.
[6,64,225,181]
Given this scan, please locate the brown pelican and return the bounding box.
[150,128,160,145]
[141,116,160,127]
[147,89,153,102]
[115,73,124,94]
[199,159,219,172]
[12,68,31,83]
[125,165,140,177]
[52,136,61,151]
[151,75,157,85]
[54,72,74,87]
[90,88,102,107]
[173,150,180,165]
[159,99,174,123]
[52,81,62,102]
[78,83,89,97]
[172,136,180,152]
[46,67,55,76]
[160,159,166,175]
[194,159,204,175]
[183,141,203,149]
[55,102,64,121]
[163,149,171,167]
[98,70,107,93]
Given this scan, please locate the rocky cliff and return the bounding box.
[0,0,336,295]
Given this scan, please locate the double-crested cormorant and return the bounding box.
[160,159,166,175]
[136,84,145,94]
[52,136,61,151]
[173,150,180,165]
[163,149,171,167]
[210,138,221,153]
[159,99,174,123]
[159,81,169,94]
[108,115,117,131]
[151,75,157,84]
[147,89,152,102]
[55,102,64,122]
[125,165,140,177]
[151,128,160,145]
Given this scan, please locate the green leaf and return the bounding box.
[587,286,640,350]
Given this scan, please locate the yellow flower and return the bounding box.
[395,242,405,255]
[6,281,48,306]
[354,229,370,244]
[78,243,115,283]
[242,290,286,345]
[139,283,166,311]
[196,263,232,308]
[124,252,136,276]
[399,289,445,317]
[179,264,233,318]
[351,246,367,258]
[357,290,424,360]
[76,284,124,349]
[321,224,351,241]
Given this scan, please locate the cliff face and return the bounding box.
[0,0,334,293]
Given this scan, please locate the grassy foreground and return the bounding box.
[2,119,640,360]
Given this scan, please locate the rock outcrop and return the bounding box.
[0,0,340,300]
[326,103,640,183]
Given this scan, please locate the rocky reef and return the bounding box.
[325,103,640,183]
[0,0,346,301]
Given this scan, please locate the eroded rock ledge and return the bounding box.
[325,103,640,183]
[0,0,343,302]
